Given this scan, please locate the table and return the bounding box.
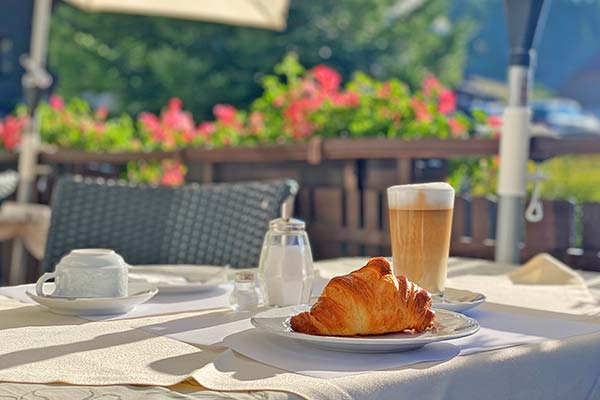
[0,257,599,400]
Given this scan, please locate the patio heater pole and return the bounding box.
[495,0,548,264]
[9,0,53,284]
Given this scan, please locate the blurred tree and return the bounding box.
[49,0,469,118]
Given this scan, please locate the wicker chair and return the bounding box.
[42,175,298,271]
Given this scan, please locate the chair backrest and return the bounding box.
[42,175,298,271]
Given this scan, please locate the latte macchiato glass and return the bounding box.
[387,183,454,299]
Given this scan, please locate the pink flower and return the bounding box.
[168,98,183,111]
[423,74,443,97]
[161,99,194,133]
[487,116,503,138]
[164,109,195,133]
[331,91,360,107]
[449,117,467,137]
[139,112,160,132]
[411,98,431,122]
[160,161,185,186]
[292,121,314,140]
[95,105,109,120]
[49,95,64,111]
[249,111,265,134]
[93,121,106,133]
[284,97,322,123]
[312,65,341,93]
[197,121,217,137]
[182,130,196,143]
[437,90,456,114]
[213,104,238,127]
[487,116,502,127]
[377,83,392,98]
[0,115,26,150]
[139,112,173,146]
[300,80,319,97]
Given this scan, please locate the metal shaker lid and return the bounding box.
[269,217,305,231]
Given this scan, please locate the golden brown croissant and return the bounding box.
[290,257,435,336]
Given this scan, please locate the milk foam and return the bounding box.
[387,182,454,209]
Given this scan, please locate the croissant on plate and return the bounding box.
[290,257,435,336]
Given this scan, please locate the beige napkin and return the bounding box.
[0,202,51,260]
[507,253,584,285]
[447,254,600,316]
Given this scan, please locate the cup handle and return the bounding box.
[35,272,56,296]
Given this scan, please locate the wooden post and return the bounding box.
[342,161,358,191]
[202,162,214,184]
[396,158,412,184]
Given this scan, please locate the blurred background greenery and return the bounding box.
[49,0,469,118]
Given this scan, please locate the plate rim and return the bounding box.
[432,288,487,311]
[128,264,226,292]
[250,305,479,347]
[26,282,158,304]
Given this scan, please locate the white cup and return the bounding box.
[35,249,128,298]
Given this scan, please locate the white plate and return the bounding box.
[128,265,227,294]
[26,282,158,316]
[250,305,479,353]
[432,288,486,313]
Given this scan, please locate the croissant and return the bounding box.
[290,257,435,336]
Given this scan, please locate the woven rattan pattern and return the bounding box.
[42,176,296,271]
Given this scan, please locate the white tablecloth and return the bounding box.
[0,257,599,400]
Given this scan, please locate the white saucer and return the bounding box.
[432,288,486,313]
[128,265,227,295]
[250,305,479,353]
[26,282,158,316]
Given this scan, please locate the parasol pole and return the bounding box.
[9,0,53,284]
[495,0,548,263]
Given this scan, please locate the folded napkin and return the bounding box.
[0,202,51,260]
[447,254,600,316]
[507,253,584,285]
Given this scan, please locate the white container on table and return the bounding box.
[258,218,314,307]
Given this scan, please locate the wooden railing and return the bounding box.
[300,187,599,271]
[2,136,600,271]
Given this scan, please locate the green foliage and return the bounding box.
[48,0,469,118]
[449,155,600,203]
[539,156,600,202]
[37,98,137,152]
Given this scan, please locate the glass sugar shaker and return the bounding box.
[229,271,261,311]
[258,218,314,307]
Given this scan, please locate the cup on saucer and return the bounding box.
[35,249,128,298]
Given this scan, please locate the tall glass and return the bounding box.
[387,183,454,300]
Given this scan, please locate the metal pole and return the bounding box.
[495,0,547,264]
[494,65,531,263]
[9,0,53,284]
